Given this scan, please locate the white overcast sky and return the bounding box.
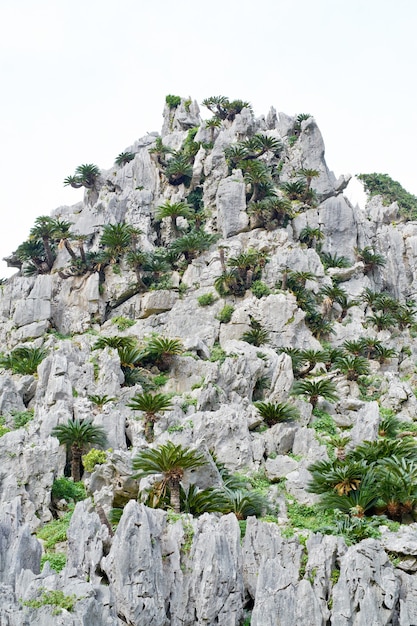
[1,0,416,276]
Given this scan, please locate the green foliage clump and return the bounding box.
[111,316,135,331]
[36,512,72,549]
[40,552,66,572]
[241,317,269,346]
[88,394,116,409]
[209,343,227,363]
[51,478,86,503]
[286,500,335,533]
[357,173,417,220]
[115,151,135,167]
[216,304,234,323]
[255,401,299,426]
[197,292,216,307]
[251,280,271,299]
[64,163,100,189]
[0,345,48,375]
[165,94,181,109]
[12,409,34,429]
[310,409,338,436]
[0,424,10,437]
[23,589,78,614]
[82,448,108,472]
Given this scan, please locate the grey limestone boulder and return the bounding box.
[347,400,380,449]
[265,455,299,481]
[12,275,52,328]
[216,170,249,238]
[138,289,178,318]
[331,539,399,626]
[102,502,244,626]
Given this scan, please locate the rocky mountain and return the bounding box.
[2,96,417,624]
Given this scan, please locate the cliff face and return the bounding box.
[2,98,417,624]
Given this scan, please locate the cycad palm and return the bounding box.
[355,246,386,274]
[377,456,417,519]
[155,201,194,236]
[299,226,324,249]
[242,160,272,203]
[115,152,135,166]
[142,336,183,371]
[30,216,62,269]
[220,488,268,520]
[348,438,417,464]
[169,230,219,263]
[180,484,228,516]
[334,355,370,381]
[0,345,48,375]
[132,442,206,513]
[319,469,379,518]
[247,133,282,157]
[51,418,107,482]
[254,401,299,426]
[99,223,141,263]
[92,336,136,351]
[308,458,369,496]
[165,154,193,186]
[320,252,351,270]
[280,180,306,201]
[298,349,327,376]
[127,392,173,442]
[291,378,339,407]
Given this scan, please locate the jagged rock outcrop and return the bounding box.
[2,95,417,623]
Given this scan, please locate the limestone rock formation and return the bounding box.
[2,95,417,623]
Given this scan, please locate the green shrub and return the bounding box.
[152,373,169,388]
[310,409,337,436]
[111,316,135,331]
[216,304,234,323]
[40,552,66,572]
[209,344,227,364]
[165,94,181,109]
[12,409,34,429]
[197,293,216,307]
[23,589,78,613]
[286,499,334,533]
[0,425,10,437]
[251,280,271,299]
[357,172,417,220]
[36,512,73,549]
[82,448,108,473]
[51,478,86,503]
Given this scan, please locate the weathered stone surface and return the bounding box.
[4,95,417,624]
[265,455,298,481]
[331,540,399,626]
[0,373,26,415]
[13,275,52,327]
[102,503,244,626]
[139,289,178,318]
[216,170,249,238]
[0,497,41,583]
[348,400,380,448]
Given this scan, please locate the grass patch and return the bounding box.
[40,552,66,573]
[216,304,234,323]
[286,499,334,533]
[51,478,86,503]
[36,511,73,550]
[197,292,216,307]
[12,409,34,429]
[23,589,79,615]
[209,343,227,364]
[111,316,135,331]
